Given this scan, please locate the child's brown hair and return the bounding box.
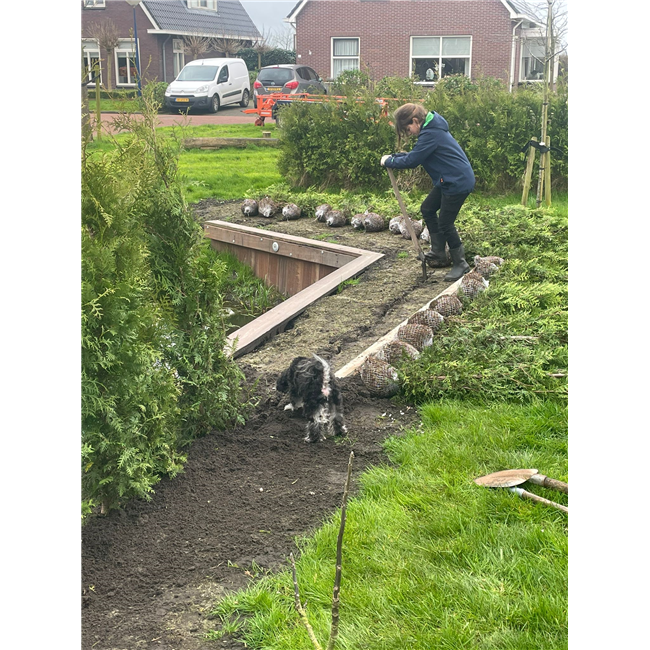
[393,103,428,148]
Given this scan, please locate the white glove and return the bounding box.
[380,154,392,167]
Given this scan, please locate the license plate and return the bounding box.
[175,97,189,102]
[267,87,282,93]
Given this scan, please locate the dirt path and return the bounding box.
[82,200,455,650]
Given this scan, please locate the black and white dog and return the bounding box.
[276,355,347,443]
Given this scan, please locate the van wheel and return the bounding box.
[239,89,250,108]
[209,94,220,113]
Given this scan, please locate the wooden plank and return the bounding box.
[183,137,279,148]
[334,276,465,379]
[227,252,383,357]
[205,220,373,258]
[205,222,357,268]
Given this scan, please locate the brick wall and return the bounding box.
[294,0,518,84]
[81,1,166,87]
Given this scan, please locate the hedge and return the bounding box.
[276,75,567,193]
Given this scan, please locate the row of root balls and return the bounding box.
[359,255,505,397]
[241,199,433,241]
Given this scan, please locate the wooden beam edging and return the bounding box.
[334,275,465,379]
[183,137,279,149]
[226,252,383,358]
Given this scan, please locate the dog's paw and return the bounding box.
[284,403,295,411]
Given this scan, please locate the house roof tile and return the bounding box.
[143,0,260,38]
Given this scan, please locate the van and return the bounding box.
[164,58,250,113]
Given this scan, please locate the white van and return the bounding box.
[164,58,250,113]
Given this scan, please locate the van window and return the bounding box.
[177,65,218,81]
[217,65,229,83]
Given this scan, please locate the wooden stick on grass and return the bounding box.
[290,451,355,650]
[327,451,354,650]
[290,552,323,650]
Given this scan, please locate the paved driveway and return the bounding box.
[95,103,259,134]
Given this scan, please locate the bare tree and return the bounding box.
[270,25,296,52]
[252,26,274,69]
[183,33,212,61]
[88,19,120,90]
[211,33,245,58]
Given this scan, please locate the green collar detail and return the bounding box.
[423,112,434,128]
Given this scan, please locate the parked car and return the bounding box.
[253,64,327,97]
[165,58,250,113]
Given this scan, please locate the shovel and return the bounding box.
[475,468,568,513]
[386,167,427,281]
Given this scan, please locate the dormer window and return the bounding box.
[83,0,106,7]
[188,0,217,10]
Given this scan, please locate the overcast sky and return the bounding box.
[240,1,297,36]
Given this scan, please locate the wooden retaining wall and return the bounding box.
[203,220,383,357]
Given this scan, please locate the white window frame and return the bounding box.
[115,39,139,87]
[172,39,185,78]
[82,39,102,86]
[83,0,106,7]
[187,0,217,10]
[409,35,472,84]
[331,37,360,79]
[519,37,546,83]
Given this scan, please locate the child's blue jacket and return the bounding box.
[384,112,475,195]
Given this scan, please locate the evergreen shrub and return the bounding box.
[82,89,246,514]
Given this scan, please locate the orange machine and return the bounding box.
[243,93,391,126]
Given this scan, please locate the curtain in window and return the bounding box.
[333,58,359,77]
[333,39,359,57]
[412,37,440,56]
[441,37,471,56]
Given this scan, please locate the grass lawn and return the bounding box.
[211,400,568,649]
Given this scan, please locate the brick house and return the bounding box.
[285,0,553,91]
[81,0,260,89]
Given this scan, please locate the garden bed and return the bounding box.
[81,198,461,649]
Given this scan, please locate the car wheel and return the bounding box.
[239,89,250,108]
[209,94,220,113]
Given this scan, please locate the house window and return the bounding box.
[83,0,106,7]
[173,39,185,78]
[520,39,546,81]
[332,38,360,78]
[187,0,217,10]
[410,36,471,82]
[115,39,139,86]
[82,40,101,86]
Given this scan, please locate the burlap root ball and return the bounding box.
[374,339,420,365]
[430,294,463,317]
[399,219,424,240]
[241,199,258,216]
[363,213,386,232]
[397,323,434,351]
[326,210,347,227]
[407,309,444,332]
[315,204,332,222]
[459,271,489,299]
[473,257,499,278]
[259,197,279,217]
[360,356,400,397]
[282,203,302,220]
[389,216,404,234]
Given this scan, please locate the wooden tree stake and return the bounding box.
[290,552,324,650]
[544,135,552,206]
[521,137,537,206]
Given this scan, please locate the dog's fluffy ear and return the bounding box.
[276,368,290,393]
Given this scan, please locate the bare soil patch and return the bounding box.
[82,199,455,649]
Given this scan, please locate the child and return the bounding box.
[381,103,475,281]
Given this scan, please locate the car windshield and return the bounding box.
[258,68,294,85]
[177,65,219,82]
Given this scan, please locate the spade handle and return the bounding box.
[528,474,568,494]
[509,487,568,513]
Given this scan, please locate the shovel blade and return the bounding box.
[474,468,539,488]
